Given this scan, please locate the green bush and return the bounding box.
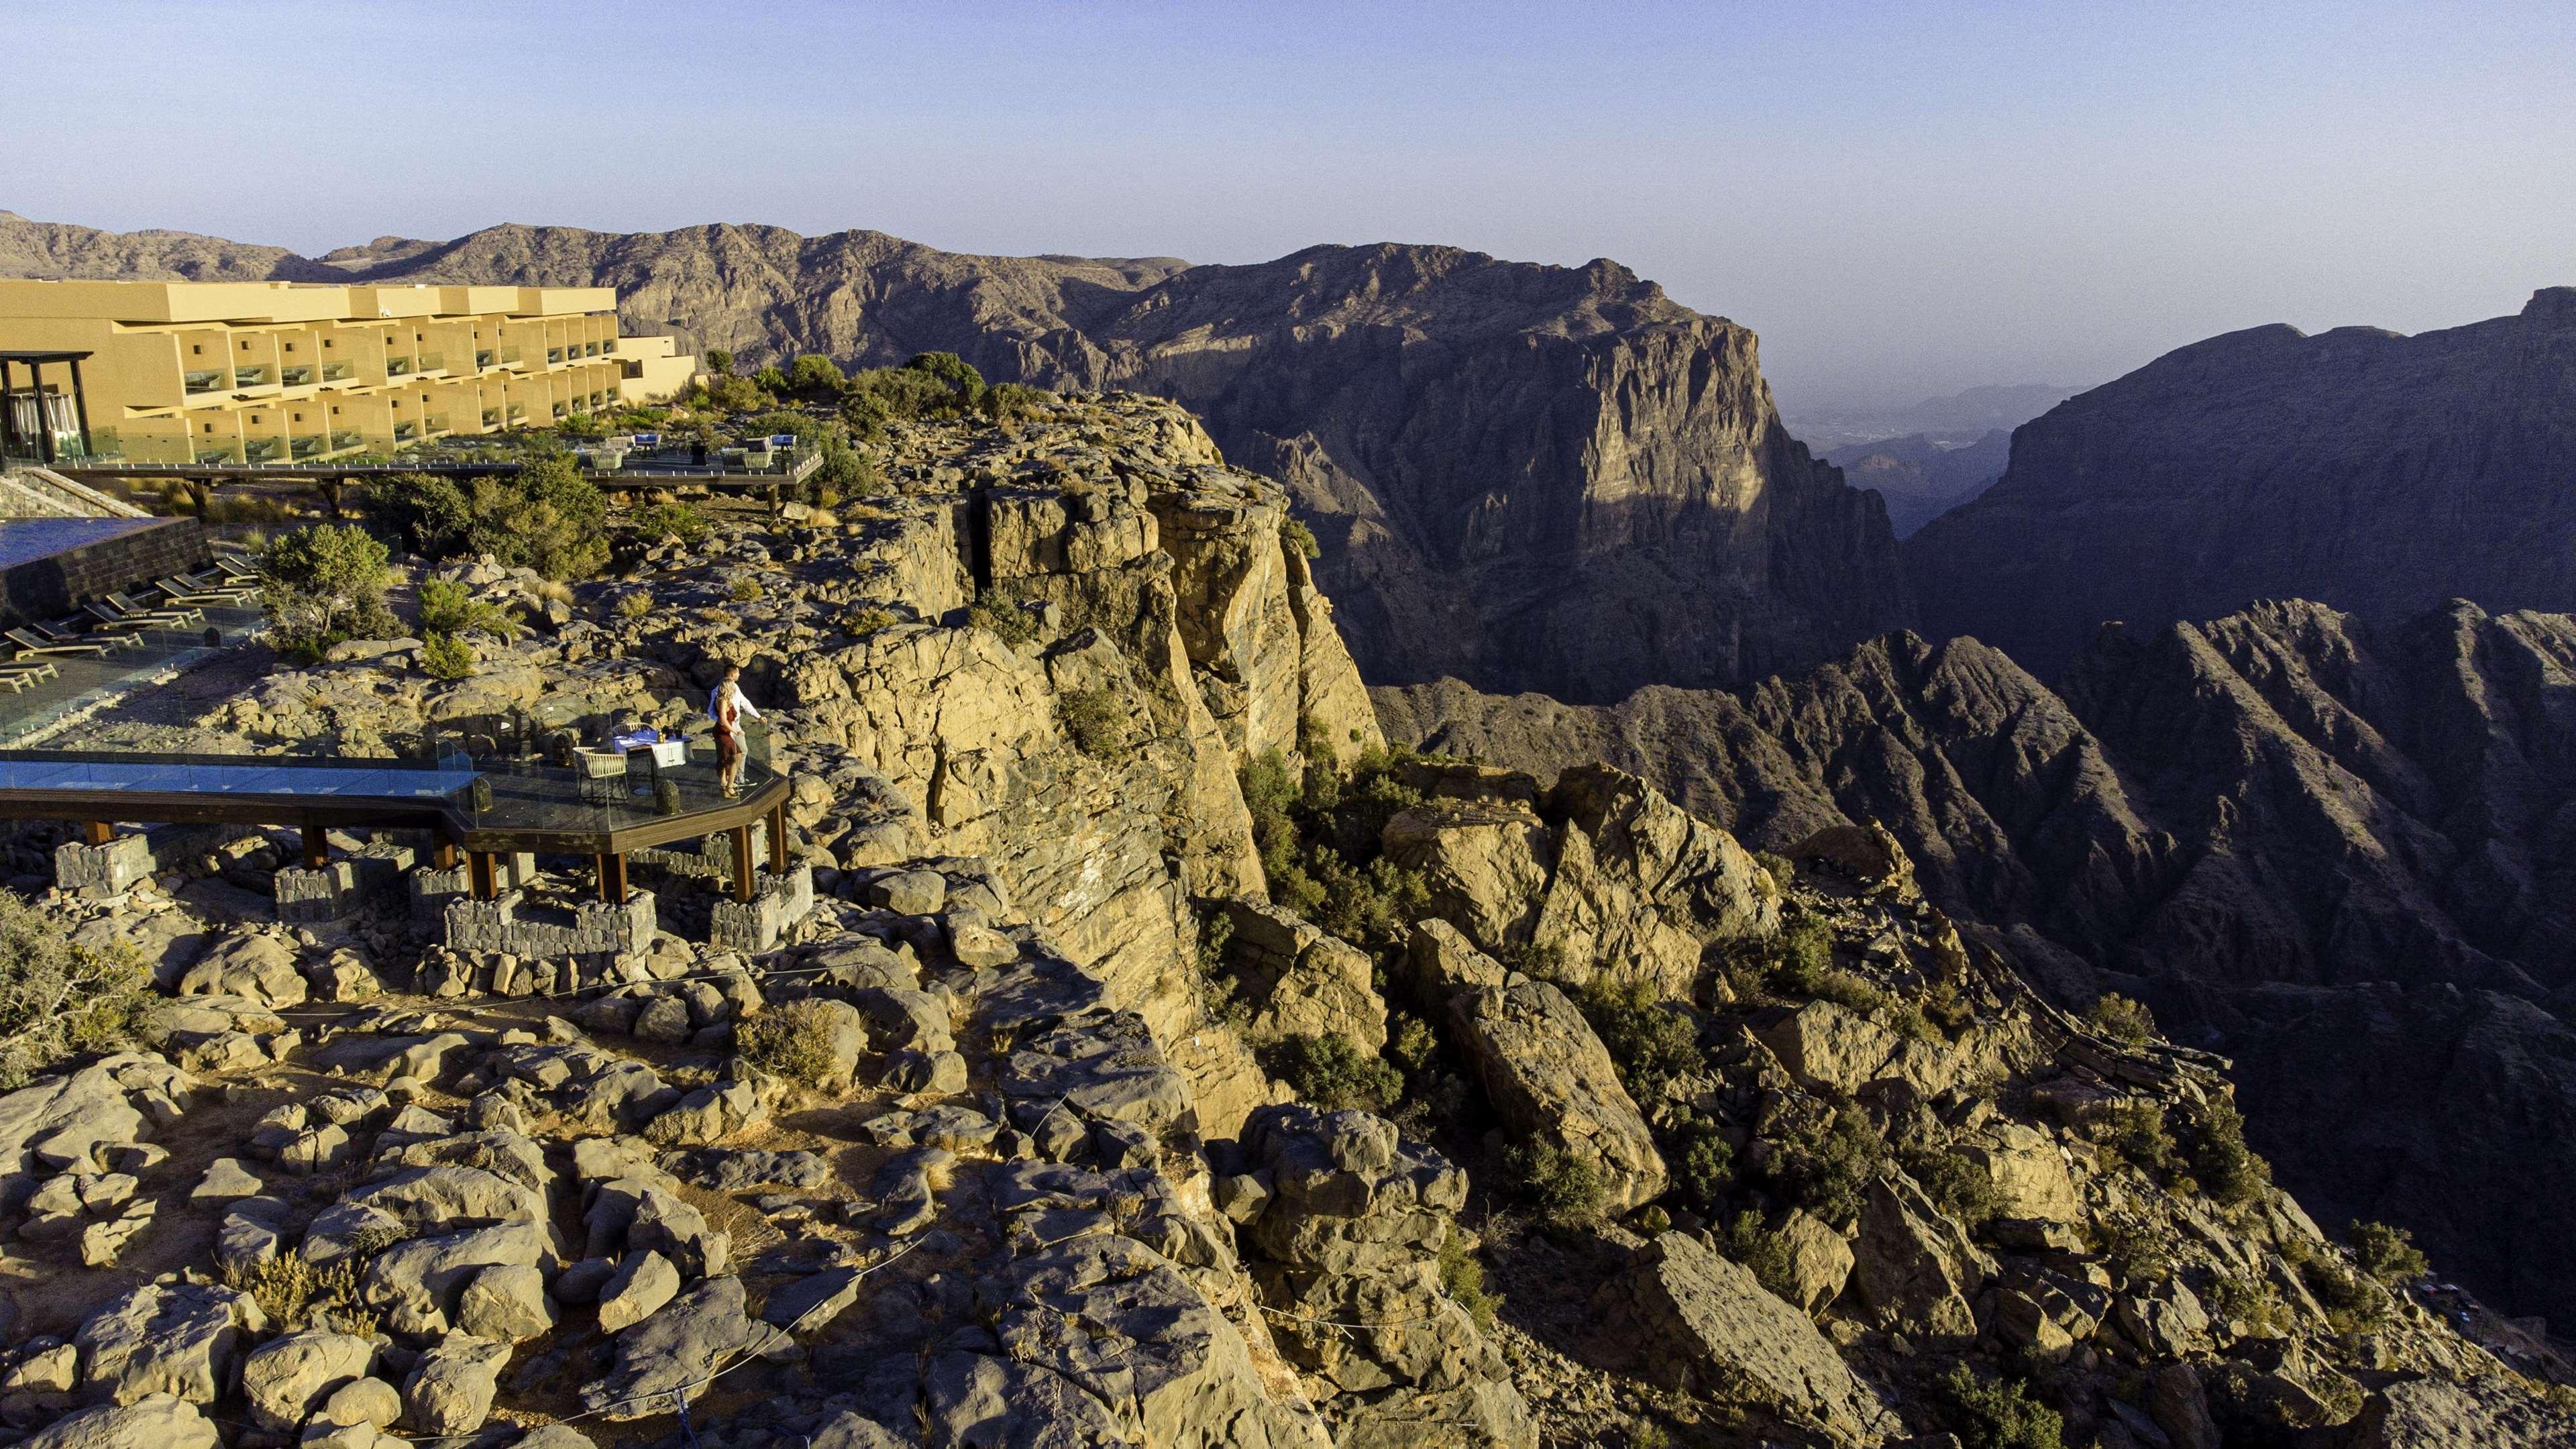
[1676,1127,1735,1210]
[750,364,790,394]
[1900,1145,2002,1230]
[2348,1220,2429,1285]
[704,348,734,376]
[558,411,608,441]
[2296,1249,2387,1335]
[1281,516,1321,559]
[418,632,476,680]
[1715,1210,1803,1303]
[905,350,985,405]
[2085,992,2157,1045]
[414,578,519,639]
[700,374,771,413]
[2090,1101,2180,1177]
[615,591,653,619]
[1578,979,1702,1099]
[1507,1138,1605,1231]
[1770,1109,1885,1225]
[1935,1364,2065,1449]
[737,999,849,1089]
[262,523,398,662]
[728,577,763,602]
[843,605,898,636]
[2094,1218,2174,1285]
[815,435,882,498]
[965,598,1038,647]
[630,501,710,547]
[786,354,847,395]
[743,409,822,444]
[378,455,606,580]
[1269,1032,1401,1113]
[0,892,150,1089]
[365,471,475,556]
[1439,1228,1500,1329]
[2189,1101,2272,1209]
[1752,851,1795,890]
[1059,688,1132,759]
[2204,1271,2292,1335]
[979,382,1052,423]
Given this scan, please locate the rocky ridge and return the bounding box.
[0,211,1912,705]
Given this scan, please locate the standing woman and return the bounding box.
[708,664,761,797]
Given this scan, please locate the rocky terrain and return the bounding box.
[0,396,2561,1449]
[1379,598,2576,1335]
[1821,432,2010,539]
[0,211,1912,705]
[1907,288,2576,678]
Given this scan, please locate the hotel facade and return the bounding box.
[0,280,697,465]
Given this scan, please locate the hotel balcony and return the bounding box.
[423,413,450,435]
[476,350,496,369]
[242,437,283,462]
[233,364,273,387]
[195,441,239,464]
[280,364,315,386]
[320,360,356,382]
[386,356,415,378]
[329,429,364,451]
[392,421,419,442]
[183,369,229,394]
[481,407,501,427]
[290,435,325,460]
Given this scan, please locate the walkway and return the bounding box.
[0,605,264,745]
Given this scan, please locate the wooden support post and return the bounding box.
[303,822,328,870]
[729,824,755,902]
[596,853,628,906]
[468,851,497,902]
[433,840,459,871]
[767,802,788,874]
[83,820,113,847]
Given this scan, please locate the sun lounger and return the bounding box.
[5,627,107,659]
[0,659,59,683]
[108,592,203,626]
[30,618,144,651]
[153,577,254,608]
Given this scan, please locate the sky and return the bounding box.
[9,1,2573,411]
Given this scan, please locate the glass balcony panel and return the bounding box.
[476,350,496,368]
[550,402,566,418]
[424,415,449,433]
[233,364,271,386]
[386,356,414,377]
[506,401,526,419]
[183,370,229,392]
[242,438,282,462]
[393,422,419,441]
[320,360,355,382]
[547,347,564,365]
[195,443,239,463]
[279,364,314,385]
[481,409,500,427]
[290,436,323,459]
[329,430,364,450]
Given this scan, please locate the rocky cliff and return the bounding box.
[1379,598,2576,1334]
[1907,288,2576,678]
[0,212,1911,704]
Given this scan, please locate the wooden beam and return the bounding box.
[729,824,755,902]
[596,852,628,906]
[468,850,496,902]
[83,820,113,847]
[302,822,328,870]
[433,840,459,871]
[767,802,788,874]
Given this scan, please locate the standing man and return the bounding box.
[708,663,761,797]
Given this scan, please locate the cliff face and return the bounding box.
[1378,598,2576,1328]
[1907,288,2576,677]
[0,214,1911,704]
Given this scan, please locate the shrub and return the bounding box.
[1715,1211,1803,1301]
[2189,1101,2272,1209]
[483,454,608,580]
[1901,1145,2002,1230]
[1439,1228,1499,1328]
[1934,1363,2065,1449]
[1753,851,1795,890]
[262,523,398,661]
[415,578,519,639]
[700,374,771,413]
[418,633,476,680]
[1269,1032,1401,1113]
[728,578,764,603]
[2090,1102,2180,1177]
[979,382,1052,423]
[1507,1138,1605,1231]
[738,999,849,1089]
[786,354,847,395]
[844,606,898,635]
[1306,853,1430,956]
[751,365,790,394]
[2204,1271,2292,1335]
[1281,516,1322,559]
[558,411,608,441]
[705,348,734,376]
[1059,688,1132,759]
[615,591,653,619]
[631,500,710,546]
[1771,1109,1886,1224]
[1578,979,1703,1099]
[743,409,822,445]
[2085,992,2157,1045]
[966,598,1038,647]
[1676,1126,1735,1210]
[2094,1218,2174,1285]
[0,893,150,1089]
[365,471,475,556]
[223,1249,380,1336]
[814,435,881,498]
[2349,1220,2430,1285]
[2298,1249,2387,1335]
[905,350,985,405]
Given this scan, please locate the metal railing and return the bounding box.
[242,438,282,462]
[195,443,238,463]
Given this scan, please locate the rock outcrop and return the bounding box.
[1908,287,2576,678]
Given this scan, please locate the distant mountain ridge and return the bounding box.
[1908,288,2576,677]
[0,211,1909,703]
[1782,380,2081,451]
[1821,429,2009,537]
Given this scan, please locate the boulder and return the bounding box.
[1446,979,1665,1212]
[1772,1208,1856,1316]
[22,1396,220,1449]
[1592,1232,1897,1447]
[177,933,307,1009]
[597,1251,681,1334]
[581,1277,762,1420]
[240,1330,374,1432]
[1849,1177,1990,1340]
[456,1263,555,1342]
[402,1334,511,1437]
[1218,901,1389,1052]
[1381,802,1554,947]
[74,1283,260,1405]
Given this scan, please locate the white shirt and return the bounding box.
[707,680,761,738]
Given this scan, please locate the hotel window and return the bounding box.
[191,345,202,356]
[292,413,303,423]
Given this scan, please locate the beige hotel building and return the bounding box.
[0,280,697,464]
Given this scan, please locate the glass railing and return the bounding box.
[242,438,282,462]
[290,436,323,459]
[481,408,500,427]
[320,360,355,382]
[550,402,567,419]
[393,422,418,441]
[195,443,238,463]
[417,352,444,372]
[329,430,363,451]
[280,364,314,385]
[476,350,495,369]
[506,401,526,419]
[386,356,414,377]
[234,364,272,386]
[183,370,228,392]
[546,347,564,365]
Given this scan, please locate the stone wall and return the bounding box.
[0,516,210,627]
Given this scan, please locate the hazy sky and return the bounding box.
[11,1,2573,410]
